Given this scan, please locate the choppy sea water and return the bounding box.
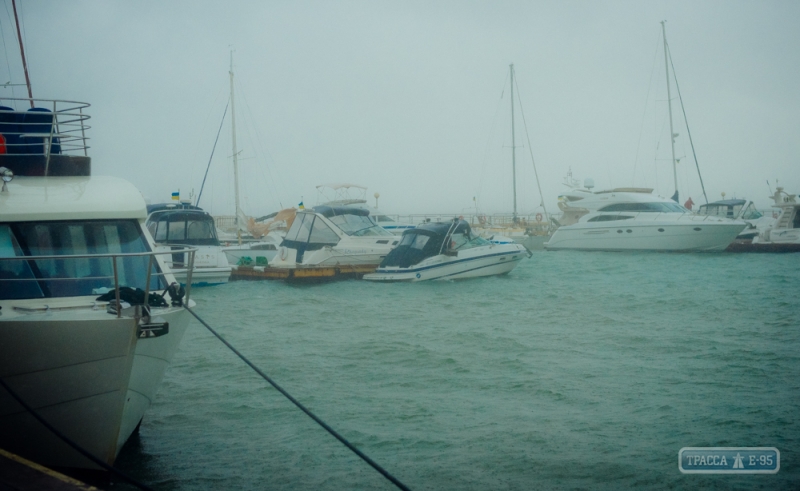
[113,251,800,490]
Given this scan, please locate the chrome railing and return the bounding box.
[0,246,195,318]
[0,97,91,157]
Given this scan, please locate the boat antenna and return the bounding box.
[229,49,242,244]
[513,71,551,228]
[661,21,679,202]
[11,0,34,107]
[667,41,709,205]
[510,63,518,220]
[195,101,229,208]
[766,179,773,195]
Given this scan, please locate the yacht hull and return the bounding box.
[364,245,527,282]
[0,314,138,469]
[545,221,745,251]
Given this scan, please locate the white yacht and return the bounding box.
[740,186,800,252]
[0,98,191,469]
[270,205,399,268]
[545,188,746,251]
[363,219,529,282]
[146,202,232,286]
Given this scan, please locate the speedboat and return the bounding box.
[146,202,232,286]
[0,97,191,469]
[745,186,800,250]
[270,205,399,268]
[221,208,295,266]
[545,188,747,251]
[363,219,529,282]
[694,198,773,240]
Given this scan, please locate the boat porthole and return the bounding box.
[626,229,632,233]
[693,227,702,231]
[416,273,421,279]
[658,228,665,232]
[617,230,623,233]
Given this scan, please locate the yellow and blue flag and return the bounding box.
[298,201,304,209]
[171,192,180,201]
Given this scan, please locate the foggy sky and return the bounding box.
[1,0,798,217]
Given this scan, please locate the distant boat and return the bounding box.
[270,205,399,268]
[726,185,800,252]
[694,198,773,240]
[364,219,529,282]
[146,201,232,286]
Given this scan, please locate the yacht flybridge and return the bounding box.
[363,219,529,282]
[270,205,399,268]
[0,98,192,469]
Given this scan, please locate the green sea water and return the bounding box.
[114,251,800,490]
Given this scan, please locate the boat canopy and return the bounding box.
[697,200,763,220]
[313,205,370,218]
[146,210,220,246]
[379,219,478,268]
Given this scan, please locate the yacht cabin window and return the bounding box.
[588,215,635,222]
[598,202,688,213]
[329,214,393,237]
[0,220,164,299]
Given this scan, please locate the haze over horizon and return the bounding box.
[1,0,797,217]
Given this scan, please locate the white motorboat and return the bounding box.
[694,198,773,240]
[544,189,746,251]
[725,185,800,252]
[364,219,529,282]
[270,205,399,268]
[0,98,191,469]
[146,202,232,286]
[315,183,416,235]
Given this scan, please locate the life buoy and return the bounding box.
[535,213,543,222]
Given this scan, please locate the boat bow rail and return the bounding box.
[0,98,91,176]
[0,246,196,315]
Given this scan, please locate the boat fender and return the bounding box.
[166,282,185,306]
[0,134,5,154]
[279,247,287,261]
[535,213,543,222]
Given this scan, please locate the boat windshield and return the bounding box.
[147,211,220,246]
[329,214,393,237]
[741,202,763,220]
[0,220,164,299]
[598,202,689,213]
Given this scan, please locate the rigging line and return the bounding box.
[10,0,31,105]
[237,76,285,210]
[512,73,550,223]
[184,305,413,491]
[633,31,663,187]
[196,101,229,208]
[0,377,155,491]
[0,4,17,98]
[667,45,708,205]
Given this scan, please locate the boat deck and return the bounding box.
[231,264,377,282]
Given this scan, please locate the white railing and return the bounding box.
[0,97,91,156]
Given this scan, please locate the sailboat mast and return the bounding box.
[510,63,517,219]
[230,51,241,229]
[661,21,679,202]
[11,0,34,107]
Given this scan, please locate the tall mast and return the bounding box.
[11,0,34,107]
[229,51,241,239]
[661,21,679,202]
[510,63,517,219]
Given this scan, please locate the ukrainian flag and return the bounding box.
[171,192,180,201]
[298,201,304,209]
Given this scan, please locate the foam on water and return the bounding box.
[115,251,800,490]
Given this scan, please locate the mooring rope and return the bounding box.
[0,377,155,491]
[184,305,412,491]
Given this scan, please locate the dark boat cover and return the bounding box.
[380,219,470,268]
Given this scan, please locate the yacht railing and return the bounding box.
[0,97,91,157]
[0,246,196,317]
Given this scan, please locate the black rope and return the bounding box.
[184,305,412,491]
[0,378,155,491]
[195,101,229,208]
